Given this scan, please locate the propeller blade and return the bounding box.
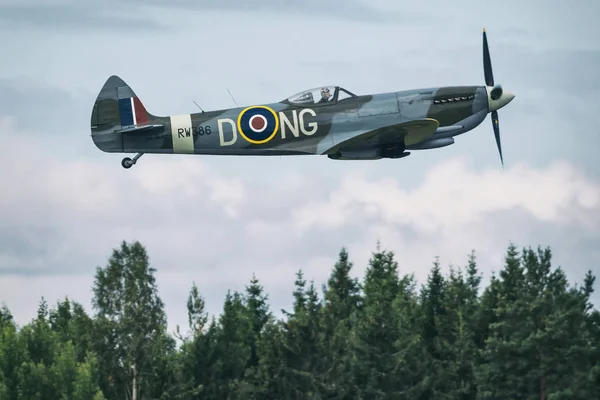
[483,28,494,86]
[491,110,503,168]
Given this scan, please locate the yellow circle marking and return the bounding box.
[237,105,279,145]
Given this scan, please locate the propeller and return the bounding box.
[482,28,513,168]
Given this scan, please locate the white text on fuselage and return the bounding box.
[218,108,317,146]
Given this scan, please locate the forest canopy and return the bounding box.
[0,240,599,399]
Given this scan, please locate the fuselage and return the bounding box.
[91,84,492,157]
[92,30,515,167]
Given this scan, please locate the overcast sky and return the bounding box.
[1,0,599,335]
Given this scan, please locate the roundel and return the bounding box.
[237,106,279,144]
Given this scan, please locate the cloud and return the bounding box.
[289,157,600,283]
[292,159,599,232]
[0,0,390,31]
[0,78,90,137]
[1,116,598,331]
[140,0,388,21]
[0,3,166,31]
[0,0,598,334]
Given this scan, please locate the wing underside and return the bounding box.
[324,118,439,154]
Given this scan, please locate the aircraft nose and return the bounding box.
[488,88,515,112]
[498,91,515,110]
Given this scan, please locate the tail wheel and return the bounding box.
[121,157,133,169]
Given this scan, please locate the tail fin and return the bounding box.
[91,75,162,152]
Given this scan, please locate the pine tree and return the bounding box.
[252,317,286,399]
[187,281,209,339]
[476,245,599,399]
[418,258,458,399]
[352,248,402,398]
[1,240,598,399]
[320,248,362,398]
[322,248,362,321]
[392,270,426,399]
[208,290,252,398]
[280,270,323,399]
[444,262,479,399]
[245,274,271,369]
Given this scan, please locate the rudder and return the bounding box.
[91,75,154,129]
[90,75,157,152]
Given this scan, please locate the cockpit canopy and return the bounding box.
[285,86,357,106]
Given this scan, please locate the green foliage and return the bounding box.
[0,240,598,399]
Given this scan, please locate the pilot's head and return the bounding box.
[321,87,331,100]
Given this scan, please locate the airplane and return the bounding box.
[90,29,514,169]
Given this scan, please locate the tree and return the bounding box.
[442,260,480,400]
[0,304,13,328]
[0,240,598,400]
[245,274,271,370]
[175,281,209,345]
[279,270,324,399]
[352,248,403,398]
[0,304,24,400]
[91,240,169,400]
[476,245,599,399]
[187,281,209,338]
[320,247,362,398]
[208,290,253,398]
[391,270,426,399]
[418,257,459,399]
[322,248,362,323]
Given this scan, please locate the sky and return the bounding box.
[1,0,599,335]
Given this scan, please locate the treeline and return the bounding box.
[1,241,599,399]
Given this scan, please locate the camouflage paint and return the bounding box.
[90,31,515,166]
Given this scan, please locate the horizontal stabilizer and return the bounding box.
[118,124,163,133]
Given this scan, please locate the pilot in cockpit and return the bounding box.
[318,87,333,103]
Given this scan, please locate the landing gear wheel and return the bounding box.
[121,157,134,169]
[121,153,143,169]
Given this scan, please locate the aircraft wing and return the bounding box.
[324,118,439,153]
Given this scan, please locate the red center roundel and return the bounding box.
[249,115,267,132]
